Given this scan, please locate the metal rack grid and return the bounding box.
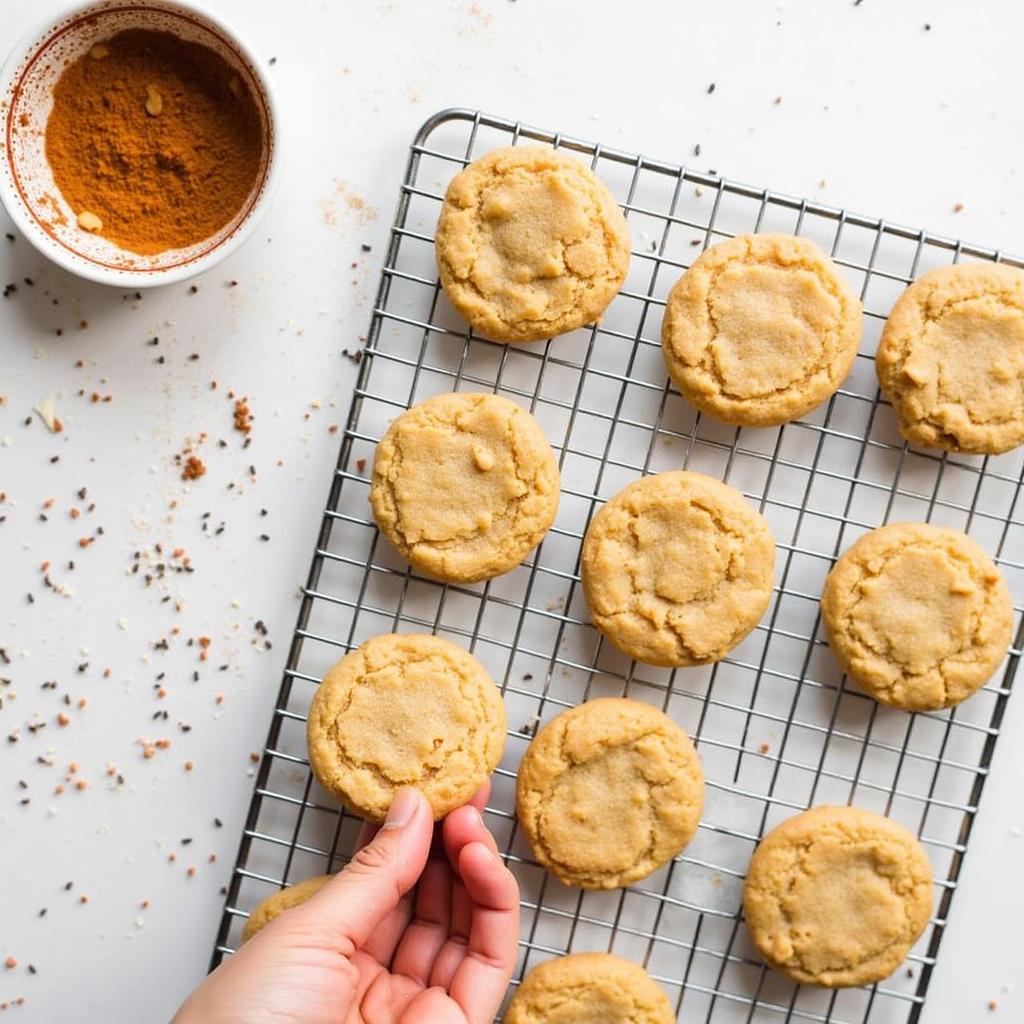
[211,108,1024,1024]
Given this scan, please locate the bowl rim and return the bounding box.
[0,0,280,288]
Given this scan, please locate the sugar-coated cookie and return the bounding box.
[582,471,775,666]
[743,805,933,987]
[876,262,1024,454]
[307,633,506,820]
[821,522,1013,711]
[661,233,862,426]
[516,698,703,889]
[505,952,675,1024]
[435,146,630,343]
[370,392,559,583]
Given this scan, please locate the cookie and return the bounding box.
[743,805,933,987]
[370,392,559,583]
[435,146,630,343]
[821,522,1013,711]
[516,698,703,889]
[581,471,776,666]
[242,875,332,943]
[876,263,1024,454]
[661,234,862,426]
[505,953,675,1024]
[307,633,507,821]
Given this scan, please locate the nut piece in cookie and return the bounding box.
[581,471,776,666]
[516,698,703,889]
[307,633,506,821]
[242,875,332,943]
[821,521,1013,711]
[505,952,675,1024]
[435,146,631,343]
[370,392,559,583]
[661,233,862,426]
[743,805,933,987]
[876,262,1024,454]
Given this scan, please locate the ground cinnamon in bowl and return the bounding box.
[44,28,263,256]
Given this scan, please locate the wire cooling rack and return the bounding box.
[211,108,1024,1023]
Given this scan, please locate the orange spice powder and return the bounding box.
[45,29,263,255]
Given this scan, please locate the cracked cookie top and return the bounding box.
[876,262,1024,454]
[515,698,704,890]
[743,805,933,988]
[435,146,630,343]
[581,471,776,667]
[306,633,506,821]
[821,522,1013,711]
[370,392,560,583]
[242,875,332,943]
[661,234,862,426]
[505,952,675,1024]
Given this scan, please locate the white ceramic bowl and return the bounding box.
[0,0,279,287]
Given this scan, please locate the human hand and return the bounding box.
[173,784,519,1024]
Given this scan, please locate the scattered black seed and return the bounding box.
[5,234,14,242]
[260,508,268,516]
[24,278,34,287]
[181,837,193,845]
[361,243,372,252]
[706,82,716,94]
[214,818,223,828]
[259,534,270,541]
[147,337,159,346]
[27,965,36,975]
[188,353,200,361]
[64,881,73,891]
[188,285,198,294]
[38,908,47,917]
[924,22,931,29]
[156,355,165,364]
[27,593,34,604]
[268,56,277,65]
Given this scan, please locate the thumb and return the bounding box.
[286,787,433,956]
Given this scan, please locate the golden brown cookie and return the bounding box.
[369,392,559,583]
[661,234,862,426]
[435,146,630,343]
[516,698,703,889]
[581,471,776,666]
[307,633,506,821]
[743,805,933,987]
[241,875,332,943]
[876,263,1024,454]
[505,952,675,1024]
[821,522,1013,711]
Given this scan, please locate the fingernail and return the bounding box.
[382,787,420,830]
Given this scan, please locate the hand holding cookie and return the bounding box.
[173,786,519,1024]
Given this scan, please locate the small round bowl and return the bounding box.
[0,0,279,287]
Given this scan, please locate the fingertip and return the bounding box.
[458,841,518,909]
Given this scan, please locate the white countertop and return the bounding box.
[1,1,1021,1020]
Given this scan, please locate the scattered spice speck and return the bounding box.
[182,455,206,481]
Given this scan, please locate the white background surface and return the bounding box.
[1,0,1021,1020]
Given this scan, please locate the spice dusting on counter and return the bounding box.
[44,29,263,255]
